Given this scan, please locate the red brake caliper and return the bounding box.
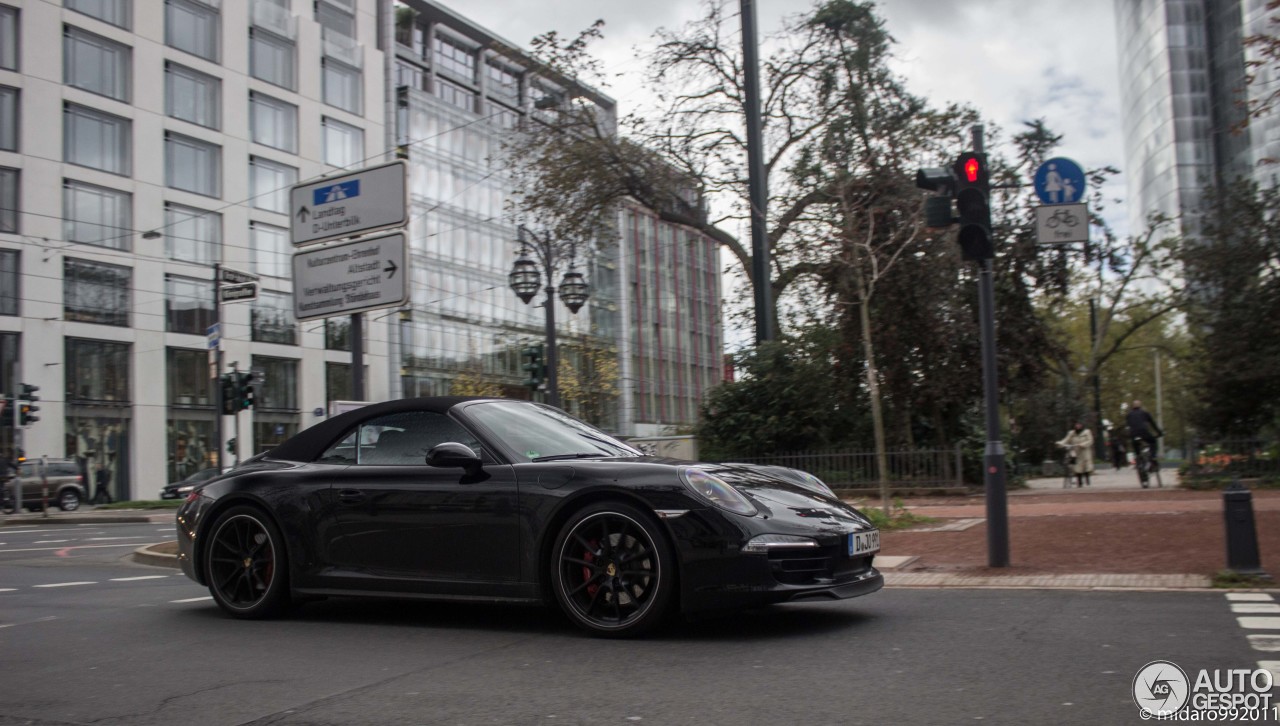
[584,539,599,596]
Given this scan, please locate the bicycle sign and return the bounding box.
[1035,202,1088,244]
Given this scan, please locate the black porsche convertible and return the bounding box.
[176,396,882,636]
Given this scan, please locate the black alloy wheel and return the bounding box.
[58,489,80,511]
[205,506,290,619]
[551,502,674,637]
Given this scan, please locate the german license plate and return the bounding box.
[848,529,880,557]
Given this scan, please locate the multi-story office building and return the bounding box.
[0,0,388,499]
[391,0,721,436]
[1115,0,1274,236]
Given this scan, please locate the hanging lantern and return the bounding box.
[508,257,541,304]
[559,270,590,314]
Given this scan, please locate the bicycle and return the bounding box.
[1057,445,1077,489]
[1133,438,1163,488]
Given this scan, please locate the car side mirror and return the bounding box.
[426,442,482,475]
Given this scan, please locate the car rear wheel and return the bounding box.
[551,501,675,638]
[205,506,290,619]
[58,489,81,511]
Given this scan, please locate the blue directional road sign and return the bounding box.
[1033,157,1086,205]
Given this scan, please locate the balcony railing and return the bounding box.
[252,0,296,40]
[322,28,362,68]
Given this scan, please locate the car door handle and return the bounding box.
[337,489,366,505]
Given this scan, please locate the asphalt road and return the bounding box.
[0,522,1271,725]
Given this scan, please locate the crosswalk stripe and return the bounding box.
[170,596,212,603]
[1248,635,1280,652]
[1227,594,1276,602]
[109,576,169,582]
[1259,661,1280,687]
[1238,617,1280,630]
[1233,604,1280,614]
[32,582,96,588]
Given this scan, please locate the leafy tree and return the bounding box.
[557,334,621,428]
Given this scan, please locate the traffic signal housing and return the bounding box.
[953,152,993,261]
[521,344,546,389]
[18,383,38,425]
[236,372,255,411]
[1,395,12,427]
[220,374,238,415]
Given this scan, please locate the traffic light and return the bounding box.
[18,383,38,425]
[220,373,238,415]
[953,152,993,261]
[226,437,236,456]
[1,396,12,427]
[521,344,545,389]
[236,372,255,410]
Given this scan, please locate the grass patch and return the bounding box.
[1212,570,1276,589]
[96,500,182,510]
[860,499,937,531]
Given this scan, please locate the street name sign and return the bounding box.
[206,323,220,350]
[289,161,408,247]
[220,267,259,284]
[220,282,259,303]
[292,232,408,321]
[1033,157,1086,205]
[1035,203,1089,245]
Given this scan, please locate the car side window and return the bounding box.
[320,411,481,466]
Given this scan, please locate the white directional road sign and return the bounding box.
[1035,203,1089,245]
[292,232,408,321]
[289,161,408,247]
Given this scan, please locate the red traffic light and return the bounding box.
[964,157,981,183]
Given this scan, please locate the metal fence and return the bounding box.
[1186,439,1280,479]
[720,445,966,491]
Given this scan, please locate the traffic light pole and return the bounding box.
[213,263,225,473]
[972,126,1010,568]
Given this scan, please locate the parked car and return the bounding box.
[160,468,221,500]
[177,397,882,637]
[4,458,86,512]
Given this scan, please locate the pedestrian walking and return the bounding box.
[1056,422,1094,487]
[92,465,113,505]
[1108,424,1128,469]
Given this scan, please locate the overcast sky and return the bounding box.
[437,0,1127,344]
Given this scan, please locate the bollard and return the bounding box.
[1224,478,1268,576]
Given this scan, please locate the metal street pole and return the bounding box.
[544,261,560,409]
[351,313,364,401]
[1089,296,1104,461]
[1154,349,1164,451]
[213,263,224,473]
[740,0,774,343]
[973,126,1009,568]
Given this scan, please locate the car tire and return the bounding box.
[204,505,291,619]
[550,501,676,638]
[58,489,81,512]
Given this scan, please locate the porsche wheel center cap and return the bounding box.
[243,558,253,569]
[605,562,617,577]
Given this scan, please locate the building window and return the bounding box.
[64,257,130,327]
[167,347,214,481]
[65,338,130,402]
[165,62,219,130]
[0,86,17,151]
[250,221,288,278]
[249,156,295,214]
[64,180,130,249]
[63,26,131,102]
[436,77,474,113]
[321,58,361,114]
[165,0,218,62]
[165,132,220,198]
[486,61,519,101]
[322,116,362,167]
[67,0,131,29]
[251,291,295,345]
[63,104,130,175]
[164,203,219,266]
[251,355,298,454]
[326,361,350,408]
[250,28,295,90]
[317,0,355,38]
[0,6,17,71]
[433,35,474,80]
[249,92,297,153]
[164,274,213,334]
[485,101,518,130]
[324,317,350,351]
[0,167,16,234]
[0,248,15,315]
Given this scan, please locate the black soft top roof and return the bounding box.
[265,396,498,463]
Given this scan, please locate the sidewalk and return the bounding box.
[1,507,174,525]
[868,469,1280,590]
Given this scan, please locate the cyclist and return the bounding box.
[1125,400,1162,460]
[1056,422,1094,487]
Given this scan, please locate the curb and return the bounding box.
[881,571,1216,590]
[2,514,160,525]
[131,541,181,569]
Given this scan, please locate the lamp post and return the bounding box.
[508,225,590,408]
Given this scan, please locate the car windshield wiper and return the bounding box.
[531,452,612,462]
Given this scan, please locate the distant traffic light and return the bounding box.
[220,374,238,415]
[226,437,237,456]
[521,344,546,389]
[236,372,255,411]
[953,152,993,261]
[18,383,38,425]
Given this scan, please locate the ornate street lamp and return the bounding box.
[508,225,589,408]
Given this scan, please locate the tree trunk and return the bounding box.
[858,294,891,515]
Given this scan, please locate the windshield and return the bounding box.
[465,401,641,463]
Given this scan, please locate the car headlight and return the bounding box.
[679,468,757,516]
[793,472,837,499]
[742,534,820,553]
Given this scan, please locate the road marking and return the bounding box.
[86,536,147,541]
[1248,635,1280,652]
[0,588,15,593]
[0,543,141,554]
[109,575,170,582]
[0,527,105,534]
[0,616,57,629]
[1233,603,1280,614]
[32,540,70,544]
[32,581,96,588]
[1237,617,1280,629]
[1260,661,1280,684]
[170,596,212,603]
[1227,594,1275,602]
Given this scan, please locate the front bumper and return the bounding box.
[680,540,884,613]
[175,495,208,585]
